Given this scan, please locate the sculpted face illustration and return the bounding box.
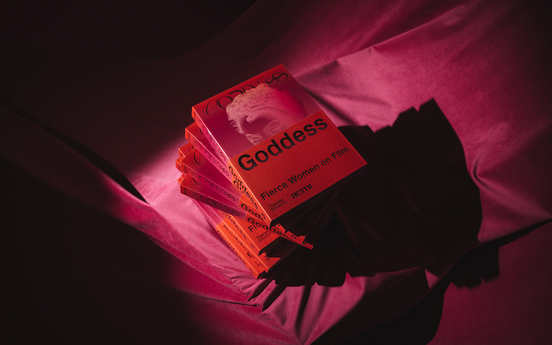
[226,84,307,146]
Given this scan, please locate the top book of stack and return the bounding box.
[191,65,366,227]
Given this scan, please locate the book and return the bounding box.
[220,218,281,272]
[215,223,267,278]
[195,200,297,277]
[185,122,232,181]
[178,174,265,223]
[220,210,286,256]
[176,142,331,248]
[182,120,338,242]
[191,65,366,226]
[176,145,245,205]
[178,172,316,249]
[178,142,193,157]
[197,199,266,278]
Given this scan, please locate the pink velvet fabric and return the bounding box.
[2,0,551,343]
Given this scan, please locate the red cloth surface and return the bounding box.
[1,0,551,344]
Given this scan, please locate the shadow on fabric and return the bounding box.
[260,99,485,301]
[333,217,551,345]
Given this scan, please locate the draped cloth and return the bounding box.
[2,0,551,343]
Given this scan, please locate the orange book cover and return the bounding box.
[194,197,300,274]
[185,122,232,182]
[196,200,287,276]
[176,146,246,206]
[176,147,323,249]
[220,211,281,255]
[215,224,266,279]
[177,145,339,249]
[176,144,332,240]
[191,65,366,226]
[178,142,193,158]
[195,200,266,278]
[178,175,265,223]
[219,219,280,273]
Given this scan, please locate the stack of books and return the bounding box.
[176,65,367,278]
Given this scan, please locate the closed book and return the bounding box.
[191,65,366,226]
[176,145,245,206]
[176,143,332,247]
[196,199,266,278]
[220,218,280,272]
[220,211,282,255]
[195,200,291,278]
[185,122,232,181]
[215,223,266,278]
[178,142,193,158]
[178,174,265,223]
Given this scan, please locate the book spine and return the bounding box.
[178,146,270,223]
[177,156,239,204]
[177,147,243,204]
[178,175,265,223]
[194,200,265,278]
[184,123,267,218]
[242,212,313,249]
[196,200,224,226]
[214,224,265,279]
[227,159,263,215]
[191,109,230,165]
[176,142,192,172]
[178,142,193,157]
[218,222,267,275]
[185,123,232,181]
[220,212,280,255]
[194,184,311,249]
[219,220,278,273]
[178,176,241,218]
[262,235,297,258]
[175,157,183,172]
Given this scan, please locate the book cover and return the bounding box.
[195,200,267,278]
[220,211,282,255]
[195,200,288,277]
[191,65,366,226]
[176,151,319,249]
[178,175,265,223]
[178,142,193,158]
[215,223,266,278]
[185,122,232,182]
[220,218,280,272]
[176,146,243,205]
[176,144,333,245]
[195,199,266,278]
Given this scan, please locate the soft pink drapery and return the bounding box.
[2,0,551,343]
